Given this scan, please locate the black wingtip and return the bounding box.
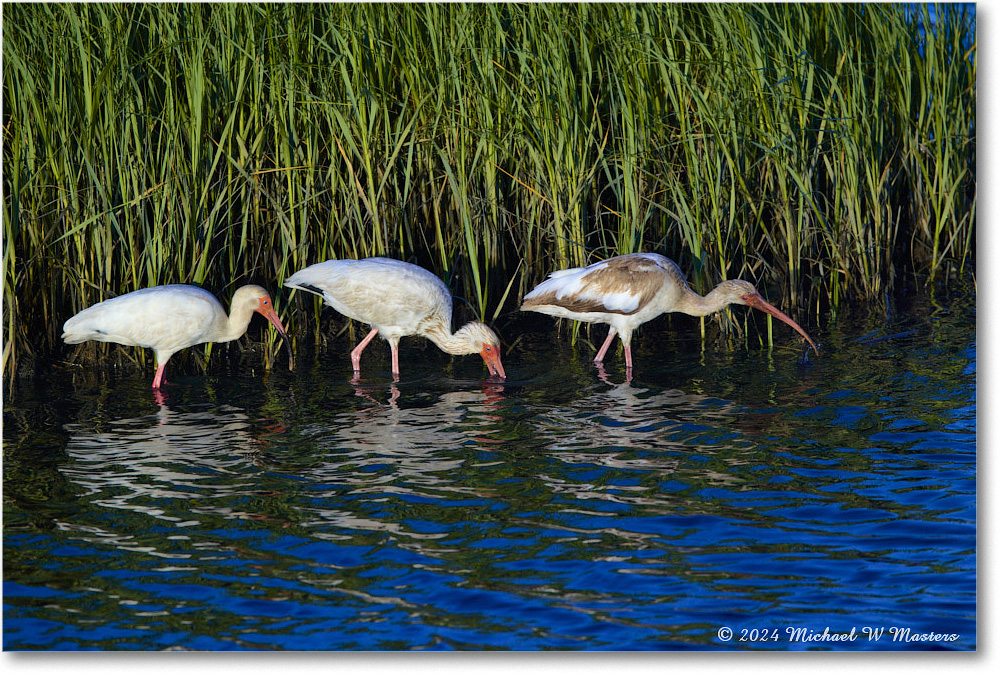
[288,282,326,297]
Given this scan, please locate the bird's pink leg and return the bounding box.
[351,328,380,371]
[390,343,401,380]
[623,344,633,370]
[594,327,618,364]
[152,363,168,389]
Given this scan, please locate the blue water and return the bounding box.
[3,297,976,650]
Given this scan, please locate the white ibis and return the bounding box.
[521,253,818,370]
[284,257,506,380]
[62,284,291,389]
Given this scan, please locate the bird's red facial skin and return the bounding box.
[480,343,506,379]
[256,296,289,337]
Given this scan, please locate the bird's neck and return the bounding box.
[218,304,256,342]
[676,284,732,317]
[423,322,479,356]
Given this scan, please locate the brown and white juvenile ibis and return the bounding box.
[62,284,291,389]
[284,257,506,380]
[521,253,818,371]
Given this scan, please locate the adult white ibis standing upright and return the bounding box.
[283,257,506,380]
[62,284,292,389]
[521,253,818,372]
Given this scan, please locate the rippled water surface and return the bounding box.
[3,297,976,650]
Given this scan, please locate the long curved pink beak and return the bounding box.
[480,344,506,379]
[745,293,818,355]
[256,297,294,370]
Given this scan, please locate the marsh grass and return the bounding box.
[2,3,975,387]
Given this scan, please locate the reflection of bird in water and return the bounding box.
[58,403,301,559]
[349,378,505,410]
[595,362,622,387]
[535,380,748,478]
[351,381,403,408]
[302,388,505,489]
[280,386,510,541]
[520,380,763,521]
[62,405,263,519]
